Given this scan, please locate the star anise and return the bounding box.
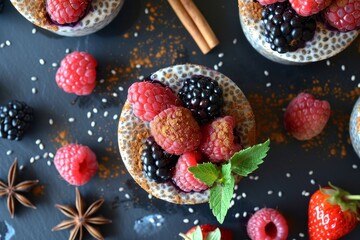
[52,187,112,240]
[0,159,39,218]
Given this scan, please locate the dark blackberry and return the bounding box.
[261,2,316,53]
[178,75,223,125]
[141,137,178,183]
[0,100,34,141]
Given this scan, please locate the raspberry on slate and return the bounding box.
[323,0,360,32]
[141,137,178,183]
[54,144,98,186]
[0,100,34,141]
[247,208,289,240]
[46,0,90,25]
[150,106,201,155]
[261,2,317,53]
[127,81,181,122]
[289,0,332,16]
[200,116,241,163]
[172,151,208,192]
[56,51,97,96]
[178,75,224,125]
[284,92,331,140]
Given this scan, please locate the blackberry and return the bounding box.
[261,2,316,53]
[0,100,34,141]
[141,137,178,183]
[178,75,223,125]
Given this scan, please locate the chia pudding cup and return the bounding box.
[350,97,360,159]
[11,0,125,37]
[238,0,360,65]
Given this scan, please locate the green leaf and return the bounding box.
[209,163,235,224]
[192,226,203,240]
[189,163,220,186]
[230,139,270,177]
[205,228,221,240]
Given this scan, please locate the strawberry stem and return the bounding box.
[343,195,360,201]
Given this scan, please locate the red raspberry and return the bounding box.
[247,208,288,240]
[323,0,360,31]
[46,0,90,25]
[185,224,233,240]
[172,151,208,192]
[284,93,331,140]
[56,51,97,96]
[150,106,201,155]
[257,0,286,6]
[289,0,333,16]
[200,116,241,163]
[127,81,181,122]
[54,144,98,186]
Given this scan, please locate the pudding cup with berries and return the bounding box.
[118,64,256,204]
[10,0,125,37]
[238,0,360,65]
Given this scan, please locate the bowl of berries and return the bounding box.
[118,64,272,223]
[238,0,360,64]
[10,0,124,37]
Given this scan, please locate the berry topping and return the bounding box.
[141,137,178,183]
[150,106,201,155]
[323,0,360,31]
[54,144,98,186]
[0,100,34,141]
[261,2,317,53]
[180,224,233,240]
[284,92,331,140]
[200,116,241,163]
[46,0,90,25]
[308,183,360,240]
[178,75,224,125]
[172,151,208,192]
[127,81,181,122]
[247,208,289,240]
[289,0,332,16]
[56,51,97,96]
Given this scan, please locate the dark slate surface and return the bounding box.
[0,0,360,239]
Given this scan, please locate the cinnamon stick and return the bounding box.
[180,0,219,49]
[168,0,212,54]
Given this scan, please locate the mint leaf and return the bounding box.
[205,228,221,240]
[192,226,203,240]
[230,139,270,177]
[209,163,235,224]
[189,163,220,186]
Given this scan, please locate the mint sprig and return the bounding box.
[189,139,270,224]
[179,226,221,240]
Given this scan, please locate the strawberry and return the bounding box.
[179,224,233,240]
[308,183,360,240]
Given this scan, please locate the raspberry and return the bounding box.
[323,0,360,31]
[54,144,98,186]
[150,106,201,155]
[247,208,288,240]
[289,0,332,16]
[284,93,331,140]
[46,0,90,25]
[172,151,208,192]
[257,0,286,6]
[200,116,241,163]
[127,81,181,122]
[56,51,97,96]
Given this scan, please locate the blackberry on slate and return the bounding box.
[178,75,223,125]
[261,2,316,53]
[0,100,34,141]
[141,137,178,183]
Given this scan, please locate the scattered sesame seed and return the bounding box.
[112,92,118,97]
[218,53,224,58]
[32,88,37,94]
[119,187,124,192]
[234,185,238,190]
[156,222,162,227]
[91,121,96,127]
[118,86,124,91]
[113,114,119,120]
[49,152,54,158]
[97,137,104,143]
[125,193,130,199]
[254,176,259,180]
[39,143,44,150]
[286,172,291,178]
[357,83,360,88]
[214,65,219,70]
[145,8,149,14]
[19,165,24,170]
[35,139,41,145]
[183,219,189,223]
[102,98,107,103]
[341,65,346,71]
[35,155,40,160]
[149,218,155,224]
[136,64,141,69]
[47,160,51,166]
[236,195,241,200]
[264,70,269,76]
[65,48,70,53]
[52,62,58,67]
[241,192,247,198]
[6,150,12,155]
[249,175,254,180]
[134,32,139,37]
[326,60,331,66]
[49,118,54,125]
[278,191,283,197]
[193,219,199,225]
[299,233,305,238]
[32,28,37,34]
[43,152,48,158]
[267,190,273,195]
[68,117,75,122]
[30,157,35,163]
[138,75,144,80]
[254,206,259,211]
[39,59,45,65]
[93,108,98,114]
[31,76,37,81]
[233,38,238,44]
[0,43,4,48]
[104,111,109,117]
[266,82,271,87]
[5,40,11,46]
[218,61,223,67]
[148,194,152,199]
[352,164,358,169]
[243,211,247,217]
[308,170,313,175]
[87,130,93,136]
[111,70,116,75]
[230,200,235,208]
[310,179,316,185]
[188,208,194,213]
[351,75,356,81]
[99,79,105,84]
[87,112,92,118]
[235,213,240,218]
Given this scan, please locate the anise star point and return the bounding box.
[52,187,112,240]
[0,159,39,218]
